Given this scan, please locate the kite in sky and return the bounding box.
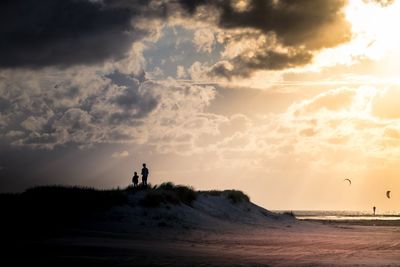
[344,179,351,186]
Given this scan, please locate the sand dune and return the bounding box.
[2,186,400,266]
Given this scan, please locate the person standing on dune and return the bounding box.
[141,163,149,186]
[132,171,139,188]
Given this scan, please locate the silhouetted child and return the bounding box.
[132,171,139,187]
[141,163,149,186]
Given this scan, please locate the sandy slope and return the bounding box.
[100,193,297,233]
[7,192,400,266]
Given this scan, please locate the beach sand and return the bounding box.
[9,221,400,266]
[3,191,400,266]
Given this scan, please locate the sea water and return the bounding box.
[274,210,400,221]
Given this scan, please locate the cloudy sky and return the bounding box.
[1,0,400,211]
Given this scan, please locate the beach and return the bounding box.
[4,189,400,267]
[9,220,400,266]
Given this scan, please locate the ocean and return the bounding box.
[274,210,400,221]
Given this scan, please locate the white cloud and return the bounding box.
[371,87,400,119]
[193,28,215,53]
[20,116,49,132]
[111,150,130,158]
[188,61,210,81]
[0,65,223,152]
[3,62,398,176]
[176,65,187,79]
[146,66,164,80]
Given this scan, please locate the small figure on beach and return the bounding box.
[141,163,149,186]
[373,206,376,216]
[132,171,139,187]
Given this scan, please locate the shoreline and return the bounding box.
[301,218,400,226]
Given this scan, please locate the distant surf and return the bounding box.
[275,210,400,221]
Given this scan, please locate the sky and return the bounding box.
[1,0,400,212]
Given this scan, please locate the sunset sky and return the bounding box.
[1,0,400,212]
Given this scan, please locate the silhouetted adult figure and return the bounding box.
[132,171,139,187]
[141,163,149,186]
[373,206,376,216]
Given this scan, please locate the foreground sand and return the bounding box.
[4,190,400,266]
[10,220,400,266]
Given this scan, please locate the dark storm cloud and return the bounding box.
[179,0,351,77]
[179,0,350,49]
[0,0,158,68]
[211,49,313,78]
[107,71,159,124]
[0,0,351,73]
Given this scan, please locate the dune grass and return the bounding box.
[0,186,128,228]
[0,184,250,214]
[0,182,250,237]
[225,190,250,203]
[140,182,197,207]
[23,185,128,213]
[0,185,130,238]
[0,182,199,219]
[202,189,250,203]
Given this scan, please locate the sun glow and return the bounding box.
[300,0,400,85]
[345,0,400,59]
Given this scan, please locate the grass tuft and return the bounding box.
[224,190,250,203]
[202,189,250,204]
[140,182,197,208]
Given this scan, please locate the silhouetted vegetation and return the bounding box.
[203,189,250,204]
[140,182,197,207]
[125,183,154,193]
[224,190,250,203]
[0,185,129,239]
[23,185,128,214]
[0,182,252,241]
[202,190,222,196]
